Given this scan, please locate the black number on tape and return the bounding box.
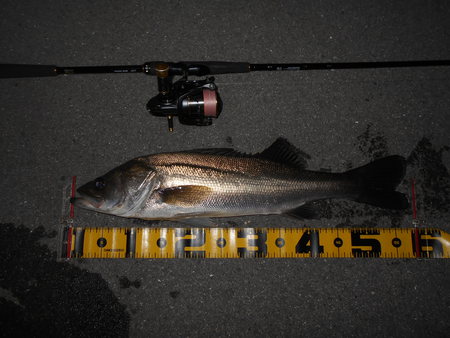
[175,229,206,258]
[237,229,267,258]
[351,230,381,257]
[412,230,443,258]
[295,230,324,257]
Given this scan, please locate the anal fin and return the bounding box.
[176,218,217,227]
[285,203,318,219]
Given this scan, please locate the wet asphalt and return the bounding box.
[1,1,450,337]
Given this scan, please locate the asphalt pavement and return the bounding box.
[1,1,449,337]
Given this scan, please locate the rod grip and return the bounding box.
[0,64,58,78]
[199,61,250,74]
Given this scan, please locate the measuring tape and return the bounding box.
[59,177,449,259]
[59,226,450,259]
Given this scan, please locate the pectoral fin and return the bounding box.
[157,185,212,206]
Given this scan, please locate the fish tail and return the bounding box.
[345,155,408,210]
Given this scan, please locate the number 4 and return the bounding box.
[295,230,324,257]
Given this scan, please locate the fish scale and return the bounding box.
[153,162,343,215]
[74,138,408,221]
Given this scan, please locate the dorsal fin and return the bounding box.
[256,138,311,168]
[181,138,310,168]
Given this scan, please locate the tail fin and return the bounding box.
[346,155,408,210]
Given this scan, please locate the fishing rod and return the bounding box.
[1,59,450,131]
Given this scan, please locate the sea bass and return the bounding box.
[73,138,408,221]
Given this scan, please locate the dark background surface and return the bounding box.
[1,0,449,336]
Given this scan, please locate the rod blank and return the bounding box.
[250,59,450,72]
[1,59,450,79]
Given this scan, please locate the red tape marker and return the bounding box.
[70,176,76,219]
[66,227,73,258]
[411,179,420,257]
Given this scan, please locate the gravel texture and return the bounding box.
[1,1,449,336]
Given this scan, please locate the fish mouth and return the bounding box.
[71,195,105,210]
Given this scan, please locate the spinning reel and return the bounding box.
[145,62,224,130]
[1,59,450,131]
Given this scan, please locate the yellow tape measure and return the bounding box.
[60,226,450,259]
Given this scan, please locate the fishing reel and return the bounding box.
[2,59,450,131]
[146,63,223,131]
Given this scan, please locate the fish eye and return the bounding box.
[95,178,106,190]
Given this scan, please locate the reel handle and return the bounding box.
[144,61,250,76]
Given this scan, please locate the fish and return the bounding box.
[73,138,408,222]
